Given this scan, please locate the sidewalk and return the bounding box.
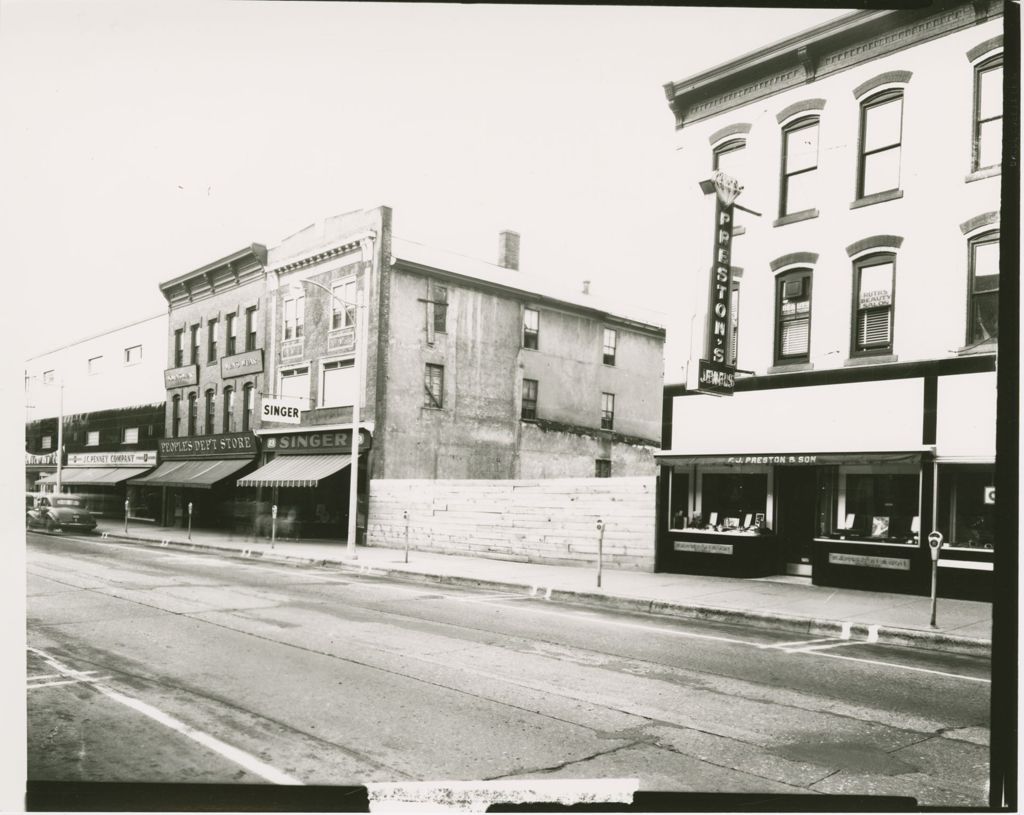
[90,518,992,658]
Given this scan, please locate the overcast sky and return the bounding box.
[2,1,850,376]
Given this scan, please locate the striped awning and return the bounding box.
[48,467,153,486]
[128,458,252,489]
[237,454,351,489]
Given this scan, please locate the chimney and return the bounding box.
[582,280,591,295]
[497,230,520,270]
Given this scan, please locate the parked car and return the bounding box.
[26,493,97,533]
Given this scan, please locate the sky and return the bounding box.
[1,1,850,375]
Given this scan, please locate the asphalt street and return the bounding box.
[26,531,991,806]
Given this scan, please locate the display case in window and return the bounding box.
[936,464,995,551]
[692,472,770,535]
[821,472,920,545]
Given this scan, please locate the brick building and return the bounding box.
[656,1,1005,599]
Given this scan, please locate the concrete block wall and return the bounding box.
[368,476,656,570]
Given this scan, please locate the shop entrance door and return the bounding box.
[775,467,817,576]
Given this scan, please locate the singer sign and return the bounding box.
[700,171,741,396]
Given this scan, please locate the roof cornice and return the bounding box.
[664,0,1001,129]
[159,244,268,295]
[266,230,376,276]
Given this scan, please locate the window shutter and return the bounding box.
[858,307,891,347]
[781,318,809,356]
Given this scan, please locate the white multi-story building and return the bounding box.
[24,314,167,516]
[656,1,1004,599]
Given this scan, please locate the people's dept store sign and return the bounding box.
[159,432,258,460]
[68,451,158,467]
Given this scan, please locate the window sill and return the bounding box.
[815,536,917,548]
[767,362,813,374]
[843,354,897,367]
[965,166,1000,183]
[849,189,903,210]
[957,341,997,356]
[772,208,819,228]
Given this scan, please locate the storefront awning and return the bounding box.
[128,458,251,489]
[655,448,933,467]
[236,454,351,488]
[50,467,154,486]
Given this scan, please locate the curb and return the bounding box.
[89,529,991,659]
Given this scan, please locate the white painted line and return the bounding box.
[26,647,304,784]
[784,640,868,654]
[28,671,99,682]
[758,637,836,650]
[28,676,112,690]
[840,622,852,640]
[867,624,880,644]
[790,649,991,683]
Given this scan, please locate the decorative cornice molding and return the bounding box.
[845,234,905,257]
[959,211,1000,235]
[266,230,376,276]
[776,98,827,124]
[770,251,819,272]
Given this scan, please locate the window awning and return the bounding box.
[50,467,154,485]
[237,454,351,488]
[128,459,252,489]
[655,448,933,467]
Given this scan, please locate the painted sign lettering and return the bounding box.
[674,540,734,555]
[828,552,910,571]
[699,171,741,396]
[220,349,264,379]
[261,399,302,425]
[264,429,372,455]
[164,365,199,389]
[67,451,158,467]
[158,431,258,460]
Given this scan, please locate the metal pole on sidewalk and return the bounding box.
[271,504,278,549]
[596,518,605,588]
[927,531,942,628]
[124,499,130,534]
[187,501,193,541]
[403,509,410,563]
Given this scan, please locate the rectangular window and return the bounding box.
[41,435,52,450]
[432,284,448,334]
[858,92,903,197]
[174,329,184,367]
[781,118,819,215]
[243,385,254,431]
[669,470,690,529]
[601,392,615,430]
[187,393,197,436]
[43,370,55,385]
[226,313,237,356]
[853,257,895,354]
[245,306,258,351]
[284,297,304,340]
[190,324,200,365]
[522,378,538,419]
[974,57,1003,171]
[172,396,181,438]
[602,328,617,366]
[595,459,612,478]
[223,387,235,433]
[843,473,918,541]
[204,390,216,433]
[280,367,310,405]
[424,363,444,409]
[523,308,539,349]
[775,271,812,363]
[700,473,768,528]
[968,232,999,343]
[936,465,995,550]
[88,356,103,375]
[121,427,139,444]
[331,280,357,331]
[713,139,745,175]
[86,430,100,447]
[321,358,357,408]
[124,345,142,366]
[207,318,219,362]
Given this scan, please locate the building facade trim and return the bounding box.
[966,33,1003,61]
[769,251,819,272]
[852,70,913,99]
[845,234,905,257]
[775,98,827,124]
[708,122,751,145]
[959,211,1000,235]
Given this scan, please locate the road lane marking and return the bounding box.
[29,676,112,689]
[783,640,867,653]
[26,647,304,784]
[790,649,991,683]
[758,638,836,649]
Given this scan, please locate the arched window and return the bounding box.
[780,116,819,216]
[243,383,255,431]
[187,393,197,436]
[968,231,999,344]
[857,90,903,198]
[774,270,812,364]
[204,389,216,434]
[851,254,896,356]
[171,395,181,438]
[973,55,1002,171]
[712,138,745,175]
[223,386,235,433]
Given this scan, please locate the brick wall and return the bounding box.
[368,476,656,570]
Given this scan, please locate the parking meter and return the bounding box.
[596,519,605,587]
[927,531,943,626]
[124,499,130,533]
[272,504,278,519]
[271,504,278,548]
[187,501,194,541]
[927,531,943,561]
